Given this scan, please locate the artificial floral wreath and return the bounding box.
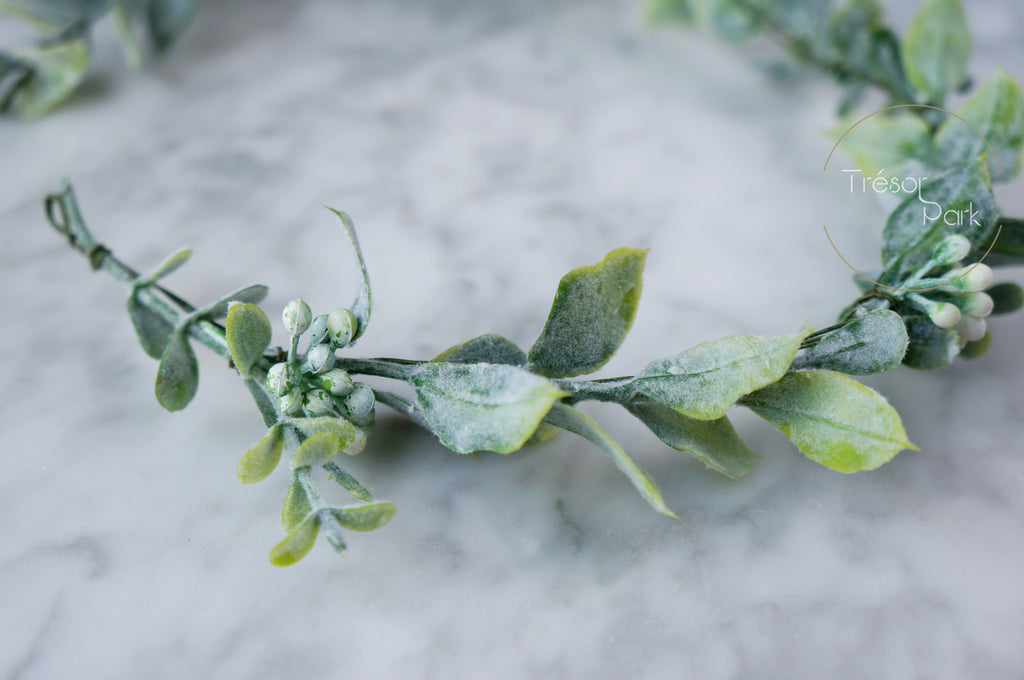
[42,0,1024,564]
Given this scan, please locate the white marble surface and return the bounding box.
[3,1,1024,678]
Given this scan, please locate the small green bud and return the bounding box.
[958,292,994,318]
[320,368,354,396]
[266,362,292,396]
[283,299,312,336]
[303,388,336,417]
[945,264,993,293]
[931,235,971,266]
[327,308,358,348]
[307,314,330,346]
[305,343,335,374]
[344,381,375,420]
[279,388,304,416]
[929,302,962,329]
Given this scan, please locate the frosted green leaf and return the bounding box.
[740,370,916,472]
[970,217,1024,267]
[138,248,192,286]
[147,0,197,51]
[322,502,397,532]
[324,461,373,501]
[988,282,1024,315]
[0,0,105,29]
[633,331,807,420]
[225,302,271,377]
[881,157,996,280]
[708,0,761,42]
[936,68,1024,183]
[902,315,959,369]
[528,248,647,378]
[645,0,696,25]
[237,424,284,484]
[290,417,361,453]
[434,334,526,366]
[282,473,314,531]
[792,310,907,375]
[127,293,173,358]
[290,431,342,469]
[900,0,970,103]
[545,404,675,517]
[628,402,757,479]
[197,285,269,321]
[832,114,933,179]
[7,39,89,118]
[960,332,991,360]
[326,208,372,343]
[155,328,198,411]
[269,515,319,566]
[411,363,568,454]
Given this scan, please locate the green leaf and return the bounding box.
[195,285,269,320]
[269,515,320,566]
[322,502,397,532]
[326,208,372,343]
[111,1,143,69]
[545,404,675,517]
[225,302,271,377]
[960,331,991,360]
[0,0,105,30]
[708,0,761,42]
[936,68,1024,183]
[127,292,174,358]
[881,157,996,281]
[645,0,696,25]
[740,370,916,472]
[139,248,192,286]
[969,217,1024,266]
[282,473,314,531]
[323,461,373,502]
[528,248,647,378]
[633,331,807,420]
[900,0,970,103]
[832,113,934,179]
[290,417,362,453]
[147,0,197,52]
[988,282,1024,316]
[434,334,526,365]
[290,431,342,469]
[154,328,198,411]
[411,363,567,454]
[236,425,284,484]
[627,401,757,479]
[901,314,959,369]
[7,39,89,118]
[792,310,908,375]
[828,1,909,104]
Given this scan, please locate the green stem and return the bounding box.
[337,358,418,381]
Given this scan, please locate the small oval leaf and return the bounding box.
[143,248,192,285]
[323,461,373,502]
[434,334,526,365]
[127,292,174,359]
[322,502,397,532]
[740,370,916,472]
[282,473,314,531]
[237,424,284,484]
[902,315,960,370]
[269,516,320,567]
[290,431,342,469]
[155,329,198,411]
[225,303,272,377]
[792,310,908,375]
[290,417,359,452]
[988,282,1024,315]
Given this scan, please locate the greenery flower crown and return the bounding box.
[39,0,1024,565]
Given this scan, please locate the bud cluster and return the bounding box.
[268,299,375,426]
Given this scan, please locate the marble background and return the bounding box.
[3,1,1024,678]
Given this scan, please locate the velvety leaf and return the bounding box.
[290,417,362,454]
[832,113,933,179]
[900,0,970,103]
[434,334,526,366]
[633,331,807,420]
[269,515,319,566]
[282,473,314,531]
[147,0,197,51]
[881,157,996,280]
[141,248,192,285]
[969,217,1024,266]
[645,0,696,25]
[411,363,567,454]
[528,248,647,378]
[988,282,1024,315]
[936,68,1024,183]
[545,404,675,517]
[326,208,372,343]
[960,332,991,360]
[322,502,397,532]
[290,431,342,469]
[236,424,284,484]
[197,285,269,320]
[7,39,88,118]
[127,292,173,358]
[225,302,271,377]
[792,310,908,375]
[901,314,959,369]
[154,328,198,411]
[323,461,373,502]
[628,402,757,479]
[740,370,916,472]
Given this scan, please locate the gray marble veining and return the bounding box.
[2,1,1023,678]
